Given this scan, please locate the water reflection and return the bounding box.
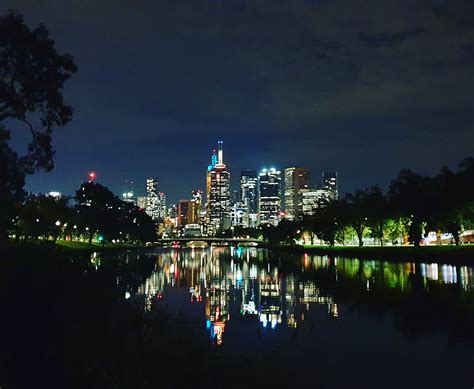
[131,247,474,346]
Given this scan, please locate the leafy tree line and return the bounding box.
[231,158,474,247]
[9,181,157,245]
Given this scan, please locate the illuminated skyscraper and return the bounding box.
[137,196,147,210]
[158,192,166,219]
[122,179,136,205]
[189,190,203,224]
[258,168,281,226]
[207,141,231,232]
[146,178,160,220]
[322,171,338,200]
[302,189,331,216]
[240,170,258,227]
[284,167,310,220]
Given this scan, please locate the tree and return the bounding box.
[345,188,374,246]
[314,203,339,247]
[365,186,391,246]
[75,182,116,244]
[388,170,431,246]
[0,11,77,244]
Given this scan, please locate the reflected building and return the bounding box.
[127,247,474,350]
[259,273,282,329]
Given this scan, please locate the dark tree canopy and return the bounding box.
[0,11,76,243]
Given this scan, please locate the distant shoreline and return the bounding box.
[267,244,474,264]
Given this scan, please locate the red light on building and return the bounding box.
[88,171,97,182]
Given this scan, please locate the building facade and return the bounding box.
[302,189,331,216]
[207,141,231,232]
[146,178,160,220]
[284,167,310,220]
[258,168,281,226]
[240,170,259,227]
[322,171,338,200]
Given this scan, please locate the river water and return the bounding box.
[1,247,473,388]
[125,247,474,388]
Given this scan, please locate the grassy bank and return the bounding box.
[269,244,474,264]
[0,240,144,261]
[56,239,143,253]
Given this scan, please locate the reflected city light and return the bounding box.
[129,248,474,346]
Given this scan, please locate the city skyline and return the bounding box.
[39,141,340,208]
[6,1,472,204]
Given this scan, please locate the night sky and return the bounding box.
[5,0,474,203]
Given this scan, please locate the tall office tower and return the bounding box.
[258,168,282,226]
[122,180,136,205]
[146,178,160,220]
[240,170,258,227]
[136,196,147,210]
[206,148,218,208]
[177,199,191,227]
[190,190,203,224]
[322,171,338,200]
[284,167,310,220]
[302,189,331,216]
[207,141,231,231]
[230,190,240,206]
[158,192,166,219]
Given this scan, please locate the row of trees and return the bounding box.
[233,158,474,247]
[9,182,157,245]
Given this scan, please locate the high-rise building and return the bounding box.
[191,190,203,224]
[240,170,258,227]
[158,192,166,219]
[284,167,310,220]
[177,199,191,227]
[137,196,147,210]
[258,168,281,226]
[302,189,331,216]
[122,191,136,205]
[146,178,160,220]
[122,180,136,205]
[322,171,338,200]
[207,141,231,232]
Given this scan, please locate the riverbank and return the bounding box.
[269,244,474,264]
[0,240,144,261]
[56,239,143,253]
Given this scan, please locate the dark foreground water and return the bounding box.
[1,247,473,388]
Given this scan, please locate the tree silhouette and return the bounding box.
[0,11,77,244]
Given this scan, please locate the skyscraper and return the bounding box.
[158,192,166,219]
[137,196,147,210]
[302,189,331,216]
[146,178,160,220]
[284,167,310,220]
[177,199,190,227]
[322,171,338,200]
[207,141,231,232]
[240,170,258,227]
[122,180,136,205]
[259,168,281,226]
[190,190,203,224]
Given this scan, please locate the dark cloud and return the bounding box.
[3,0,473,202]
